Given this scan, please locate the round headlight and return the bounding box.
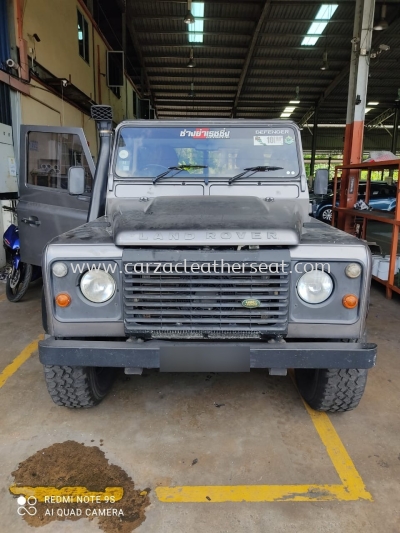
[297,270,333,304]
[52,262,68,278]
[80,270,115,303]
[345,263,362,278]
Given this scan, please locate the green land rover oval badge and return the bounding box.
[241,298,261,308]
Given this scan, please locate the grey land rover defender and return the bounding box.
[36,106,376,411]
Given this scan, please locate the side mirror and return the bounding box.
[68,166,85,195]
[313,168,329,195]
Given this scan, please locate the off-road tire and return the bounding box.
[44,365,115,408]
[6,263,33,302]
[295,368,368,412]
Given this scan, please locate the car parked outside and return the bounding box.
[311,182,397,223]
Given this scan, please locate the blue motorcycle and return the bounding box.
[2,204,37,302]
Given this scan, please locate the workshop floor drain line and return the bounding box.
[9,441,150,532]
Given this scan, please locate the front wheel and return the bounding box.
[6,263,33,302]
[295,368,368,412]
[44,365,115,408]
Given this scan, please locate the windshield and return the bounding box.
[115,125,300,179]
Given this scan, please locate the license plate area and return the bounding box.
[159,345,250,372]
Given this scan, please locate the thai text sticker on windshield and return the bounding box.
[254,135,283,146]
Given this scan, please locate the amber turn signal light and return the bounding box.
[342,294,358,309]
[55,293,71,307]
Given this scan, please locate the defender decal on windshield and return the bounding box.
[255,129,290,135]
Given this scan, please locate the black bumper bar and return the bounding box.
[39,338,377,371]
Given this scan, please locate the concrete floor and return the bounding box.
[1,280,400,533]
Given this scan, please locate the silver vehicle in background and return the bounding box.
[19,106,376,411]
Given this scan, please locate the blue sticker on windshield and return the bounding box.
[284,135,294,145]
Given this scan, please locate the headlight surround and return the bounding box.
[80,269,116,303]
[345,263,362,278]
[297,270,333,304]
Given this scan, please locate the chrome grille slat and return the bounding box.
[125,309,288,316]
[123,281,286,294]
[124,293,288,300]
[125,318,288,324]
[125,301,288,309]
[124,277,287,283]
[123,261,289,337]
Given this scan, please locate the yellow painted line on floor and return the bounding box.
[0,293,7,303]
[157,383,372,503]
[9,485,123,502]
[0,335,44,389]
[301,398,372,500]
[157,483,363,503]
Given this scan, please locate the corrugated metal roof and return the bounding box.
[125,0,400,134]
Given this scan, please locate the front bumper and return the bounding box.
[39,338,377,371]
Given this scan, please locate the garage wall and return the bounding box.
[18,0,137,157]
[20,85,98,158]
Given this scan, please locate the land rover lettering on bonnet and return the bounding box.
[37,106,376,412]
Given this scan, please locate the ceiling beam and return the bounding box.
[149,73,329,85]
[134,17,351,23]
[137,30,252,37]
[315,14,400,108]
[147,67,243,73]
[135,31,351,38]
[125,17,152,101]
[138,0,390,4]
[366,108,395,128]
[146,65,342,73]
[143,52,353,61]
[231,0,272,117]
[140,43,340,51]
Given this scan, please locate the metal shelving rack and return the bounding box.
[331,159,400,299]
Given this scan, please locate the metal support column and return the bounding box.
[337,0,375,231]
[342,0,363,166]
[122,9,128,119]
[337,0,363,228]
[310,106,319,177]
[350,0,375,165]
[391,106,399,155]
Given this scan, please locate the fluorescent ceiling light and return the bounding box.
[284,107,296,112]
[315,4,338,19]
[290,100,300,104]
[280,113,291,118]
[301,4,338,46]
[301,36,319,46]
[368,101,379,105]
[192,2,204,17]
[365,108,372,114]
[307,21,328,34]
[188,2,204,43]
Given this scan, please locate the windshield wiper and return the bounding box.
[228,166,283,184]
[153,165,208,184]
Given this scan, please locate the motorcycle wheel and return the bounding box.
[6,263,33,302]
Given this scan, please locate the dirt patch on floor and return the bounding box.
[10,441,150,532]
